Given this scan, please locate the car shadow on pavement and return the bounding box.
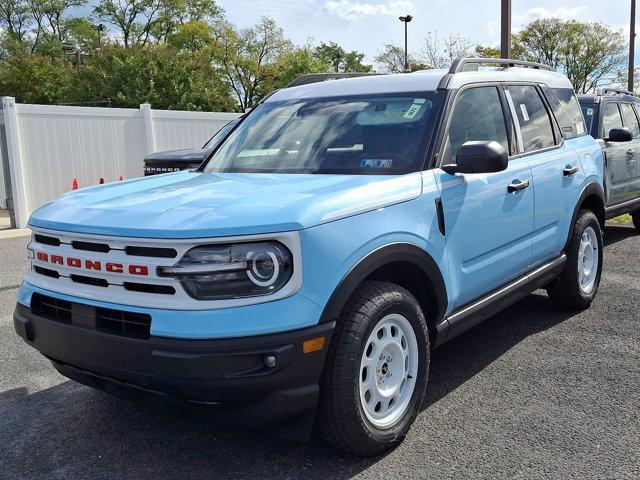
[2,292,580,480]
[603,224,637,247]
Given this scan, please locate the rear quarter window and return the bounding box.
[549,88,588,139]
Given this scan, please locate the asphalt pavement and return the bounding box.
[1,227,639,479]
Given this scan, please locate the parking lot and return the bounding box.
[1,225,638,480]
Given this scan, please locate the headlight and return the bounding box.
[158,242,293,300]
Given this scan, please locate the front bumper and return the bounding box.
[14,302,334,429]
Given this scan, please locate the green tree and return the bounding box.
[0,51,73,102]
[217,16,292,110]
[475,45,500,58]
[269,45,331,89]
[0,0,30,43]
[70,44,235,110]
[314,41,371,72]
[513,18,626,93]
[374,43,417,73]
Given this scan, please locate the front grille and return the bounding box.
[125,246,177,258]
[71,240,110,253]
[31,293,151,339]
[34,234,61,246]
[70,274,109,287]
[34,266,60,278]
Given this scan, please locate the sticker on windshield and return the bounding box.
[586,108,594,116]
[361,159,393,168]
[403,98,426,119]
[576,122,585,134]
[519,104,530,121]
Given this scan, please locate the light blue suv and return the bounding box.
[14,58,605,456]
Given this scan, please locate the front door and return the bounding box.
[601,102,631,206]
[435,85,534,310]
[619,102,640,201]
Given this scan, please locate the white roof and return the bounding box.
[267,67,574,102]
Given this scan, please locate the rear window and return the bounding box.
[550,88,587,139]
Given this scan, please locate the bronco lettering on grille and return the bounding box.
[35,252,149,276]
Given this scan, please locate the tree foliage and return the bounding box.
[513,18,626,93]
[314,41,371,73]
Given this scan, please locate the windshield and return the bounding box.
[203,92,443,174]
[579,102,599,138]
[203,120,239,150]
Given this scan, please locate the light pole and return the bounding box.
[399,15,413,72]
[92,23,105,49]
[629,0,636,92]
[501,0,511,59]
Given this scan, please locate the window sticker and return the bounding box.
[361,159,393,168]
[576,122,585,135]
[519,104,530,121]
[403,101,423,119]
[586,108,594,116]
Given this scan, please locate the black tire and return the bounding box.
[547,209,603,309]
[632,211,640,232]
[316,281,429,456]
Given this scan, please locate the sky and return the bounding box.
[216,0,637,64]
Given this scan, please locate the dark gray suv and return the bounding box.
[578,89,640,230]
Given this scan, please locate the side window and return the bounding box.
[550,87,587,138]
[620,103,640,138]
[601,103,623,138]
[446,86,509,162]
[506,85,555,152]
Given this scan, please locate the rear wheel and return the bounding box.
[316,281,429,456]
[547,209,603,309]
[632,211,640,232]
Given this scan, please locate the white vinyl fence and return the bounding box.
[0,97,240,228]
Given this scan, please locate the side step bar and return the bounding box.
[435,255,567,346]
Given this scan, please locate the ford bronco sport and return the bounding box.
[14,58,606,456]
[577,88,640,229]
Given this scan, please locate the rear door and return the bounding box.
[619,102,640,200]
[601,101,630,205]
[504,84,583,262]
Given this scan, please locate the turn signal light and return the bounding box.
[303,336,325,354]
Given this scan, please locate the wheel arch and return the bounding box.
[565,182,605,252]
[318,243,448,344]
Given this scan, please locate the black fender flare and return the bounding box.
[564,182,605,251]
[318,243,448,325]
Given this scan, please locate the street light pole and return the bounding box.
[501,0,512,59]
[629,0,636,92]
[399,15,413,72]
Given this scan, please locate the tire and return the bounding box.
[316,281,429,456]
[547,209,603,309]
[632,211,640,232]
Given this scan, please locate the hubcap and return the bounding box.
[578,226,599,294]
[358,313,419,429]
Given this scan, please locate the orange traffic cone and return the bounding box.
[72,178,79,190]
[99,177,105,184]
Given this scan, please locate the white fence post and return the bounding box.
[1,97,28,229]
[140,103,155,155]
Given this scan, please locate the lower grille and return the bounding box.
[30,293,151,339]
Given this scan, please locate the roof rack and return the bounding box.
[286,72,382,88]
[598,87,637,97]
[448,57,553,74]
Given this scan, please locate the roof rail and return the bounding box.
[448,57,553,74]
[286,72,382,88]
[598,87,636,97]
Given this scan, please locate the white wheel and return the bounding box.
[358,313,419,429]
[578,226,599,294]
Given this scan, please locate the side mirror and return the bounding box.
[442,141,508,175]
[607,127,633,142]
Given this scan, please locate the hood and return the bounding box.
[144,149,208,163]
[29,171,423,238]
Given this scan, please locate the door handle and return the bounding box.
[507,179,530,193]
[563,165,579,176]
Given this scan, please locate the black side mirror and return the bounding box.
[442,141,509,175]
[607,127,633,142]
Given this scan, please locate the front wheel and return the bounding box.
[547,209,603,309]
[316,281,429,456]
